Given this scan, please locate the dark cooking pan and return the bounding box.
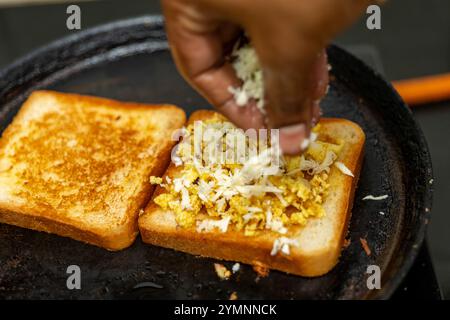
[0,16,433,300]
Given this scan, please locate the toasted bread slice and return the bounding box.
[0,91,185,250]
[139,110,365,276]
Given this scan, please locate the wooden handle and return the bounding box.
[392,73,450,106]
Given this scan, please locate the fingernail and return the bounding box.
[279,124,308,155]
[280,123,305,136]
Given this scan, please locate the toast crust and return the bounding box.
[139,110,365,276]
[0,91,186,250]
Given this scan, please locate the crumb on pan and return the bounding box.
[362,195,388,201]
[229,44,265,112]
[252,261,270,278]
[229,292,238,300]
[360,238,372,256]
[214,263,231,280]
[270,237,299,256]
[334,161,354,177]
[232,263,240,274]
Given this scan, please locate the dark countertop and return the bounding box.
[0,0,448,299]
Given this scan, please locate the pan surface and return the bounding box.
[0,16,433,299]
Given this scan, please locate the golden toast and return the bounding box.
[0,91,185,250]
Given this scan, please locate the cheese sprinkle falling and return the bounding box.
[229,44,265,112]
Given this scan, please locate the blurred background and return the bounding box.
[0,0,448,298]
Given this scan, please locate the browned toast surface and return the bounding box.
[0,91,186,250]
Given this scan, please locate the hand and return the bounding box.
[163,0,370,154]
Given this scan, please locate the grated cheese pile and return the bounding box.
[151,118,350,255]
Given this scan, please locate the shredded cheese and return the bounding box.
[265,210,288,234]
[300,150,337,175]
[180,187,192,210]
[230,44,265,112]
[362,195,388,201]
[214,263,231,280]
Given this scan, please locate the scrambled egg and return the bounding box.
[151,119,345,239]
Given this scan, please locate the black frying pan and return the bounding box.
[0,16,433,300]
